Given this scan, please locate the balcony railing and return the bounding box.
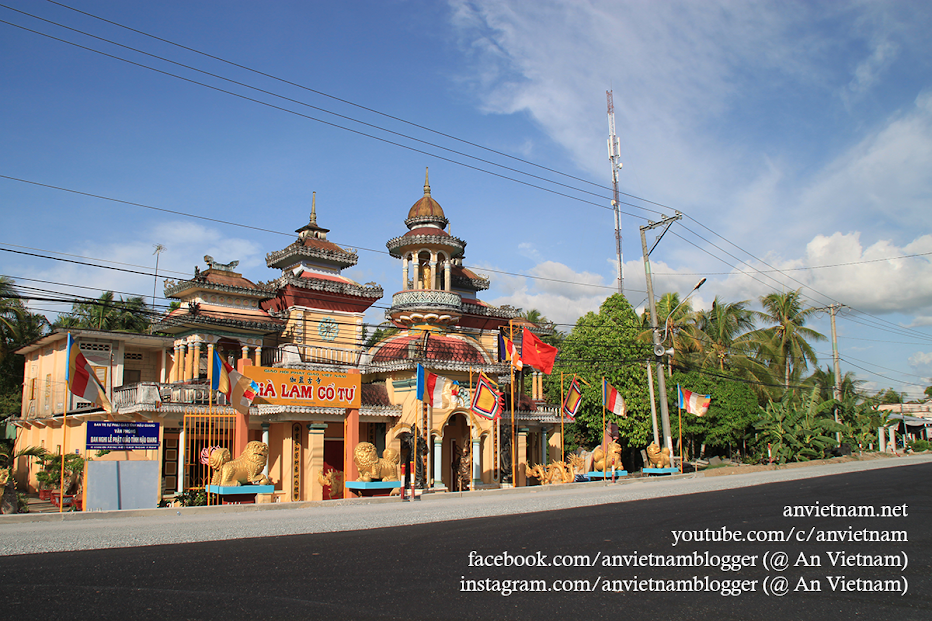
[391,289,461,310]
[262,343,363,367]
[113,381,229,408]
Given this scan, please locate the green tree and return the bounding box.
[874,388,905,404]
[754,289,825,390]
[925,385,932,400]
[53,291,151,333]
[690,297,773,400]
[666,370,758,459]
[806,366,865,403]
[0,278,49,419]
[542,294,652,450]
[639,292,697,375]
[753,388,843,463]
[0,443,47,514]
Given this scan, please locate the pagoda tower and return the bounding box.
[262,193,383,364]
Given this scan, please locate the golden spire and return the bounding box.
[424,167,431,197]
[309,191,318,227]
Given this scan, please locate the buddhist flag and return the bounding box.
[212,351,259,415]
[562,377,583,421]
[603,380,627,417]
[66,333,112,412]
[498,333,523,370]
[416,364,449,408]
[678,385,711,416]
[521,328,558,374]
[470,374,502,420]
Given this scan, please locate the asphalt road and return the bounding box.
[2,458,930,620]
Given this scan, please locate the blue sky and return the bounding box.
[2,0,931,399]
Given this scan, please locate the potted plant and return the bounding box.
[0,444,47,514]
[35,470,53,500]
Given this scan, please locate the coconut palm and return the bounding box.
[691,297,774,397]
[53,291,151,333]
[754,289,825,390]
[639,292,697,374]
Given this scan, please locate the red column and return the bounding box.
[234,358,253,455]
[343,407,360,498]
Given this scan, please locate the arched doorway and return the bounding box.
[442,412,470,491]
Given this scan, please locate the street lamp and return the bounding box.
[658,278,706,351]
[649,277,706,464]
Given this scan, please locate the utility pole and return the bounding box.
[830,304,845,444]
[607,90,624,296]
[640,213,682,459]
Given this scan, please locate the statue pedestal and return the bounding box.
[586,470,628,479]
[642,467,678,476]
[207,485,275,504]
[345,481,402,498]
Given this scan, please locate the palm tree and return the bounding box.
[691,297,774,398]
[807,366,865,403]
[53,291,151,333]
[639,292,697,374]
[0,444,47,514]
[754,289,825,390]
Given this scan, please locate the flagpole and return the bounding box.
[560,372,565,463]
[678,403,683,474]
[509,319,516,487]
[601,380,606,478]
[61,334,72,513]
[208,366,213,507]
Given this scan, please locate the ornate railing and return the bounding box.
[113,381,230,407]
[391,289,461,310]
[263,343,363,367]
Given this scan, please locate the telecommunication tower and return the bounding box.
[607,90,623,295]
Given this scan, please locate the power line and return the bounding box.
[3,6,928,362]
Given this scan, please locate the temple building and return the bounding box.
[10,172,563,506]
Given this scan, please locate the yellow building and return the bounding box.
[11,174,563,507]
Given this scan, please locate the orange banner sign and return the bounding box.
[244,366,361,408]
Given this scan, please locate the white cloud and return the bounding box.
[485,260,610,326]
[708,231,932,315]
[16,222,265,320]
[908,351,932,379]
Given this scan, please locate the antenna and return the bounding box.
[607,90,623,296]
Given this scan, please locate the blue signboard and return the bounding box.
[86,421,160,450]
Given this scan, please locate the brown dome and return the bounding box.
[406,167,447,221]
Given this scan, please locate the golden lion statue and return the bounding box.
[592,441,623,471]
[353,442,399,481]
[646,442,671,468]
[210,441,271,486]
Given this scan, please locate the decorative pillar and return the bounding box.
[429,257,437,290]
[183,344,192,382]
[171,344,180,382]
[241,345,249,362]
[517,427,529,487]
[471,437,481,489]
[889,426,896,452]
[261,423,270,476]
[177,426,186,493]
[444,260,451,292]
[191,341,202,380]
[254,346,262,367]
[159,348,167,383]
[402,256,409,290]
[307,423,327,501]
[432,435,445,490]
